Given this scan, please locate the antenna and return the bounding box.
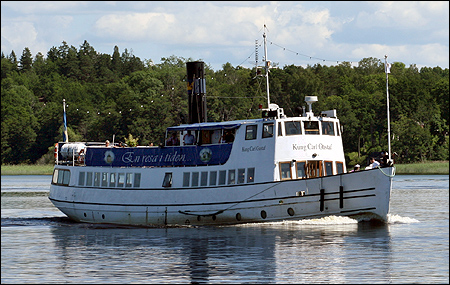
[263,24,270,108]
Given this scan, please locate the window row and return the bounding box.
[182,168,255,187]
[78,171,141,188]
[279,160,344,180]
[52,169,71,186]
[279,120,340,136]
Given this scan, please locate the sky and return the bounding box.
[1,1,449,71]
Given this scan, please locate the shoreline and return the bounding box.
[1,161,448,176]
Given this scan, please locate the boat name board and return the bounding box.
[293,143,333,151]
[241,145,266,152]
[84,144,233,167]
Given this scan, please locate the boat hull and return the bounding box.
[49,167,394,226]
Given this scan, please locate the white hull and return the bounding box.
[49,167,393,226]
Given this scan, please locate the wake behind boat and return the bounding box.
[49,28,395,226]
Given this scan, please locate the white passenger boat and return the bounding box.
[49,29,395,226]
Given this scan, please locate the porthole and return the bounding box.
[287,208,295,216]
[236,213,242,221]
[261,210,267,219]
[102,214,105,219]
[84,213,87,217]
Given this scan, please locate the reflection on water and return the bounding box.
[1,216,394,284]
[1,175,448,284]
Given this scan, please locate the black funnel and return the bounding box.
[186,62,207,124]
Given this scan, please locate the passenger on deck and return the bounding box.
[365,157,380,170]
[183,130,195,145]
[350,164,360,172]
[105,140,111,147]
[166,132,180,146]
[221,130,235,143]
[380,151,392,167]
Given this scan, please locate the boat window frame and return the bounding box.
[134,173,141,188]
[209,171,217,186]
[200,171,208,186]
[321,121,335,136]
[305,160,323,178]
[279,161,292,180]
[262,122,274,138]
[126,173,133,187]
[228,169,236,184]
[237,168,245,184]
[78,171,85,186]
[101,172,108,187]
[117,173,125,188]
[162,172,172,188]
[192,172,199,187]
[247,167,255,183]
[324,160,333,176]
[109,173,116,187]
[303,121,320,135]
[245,125,258,140]
[278,122,283,136]
[296,161,307,179]
[285,121,302,136]
[52,168,71,186]
[218,170,227,185]
[182,172,190,187]
[336,161,344,174]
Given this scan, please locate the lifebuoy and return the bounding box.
[78,149,85,163]
[54,143,58,159]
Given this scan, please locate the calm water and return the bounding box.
[1,175,448,284]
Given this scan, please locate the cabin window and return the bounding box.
[209,171,217,186]
[52,169,59,184]
[126,173,133,187]
[228,169,236,184]
[162,172,172,187]
[280,162,292,180]
[200,171,208,186]
[285,121,301,135]
[336,122,341,136]
[237,168,245,184]
[134,173,141,187]
[247,167,255,183]
[53,169,71,186]
[296,161,306,179]
[263,123,274,138]
[321,121,335,135]
[78,172,85,186]
[109,173,116,187]
[117,173,125,187]
[306,161,322,178]
[183,172,190,187]
[192,172,199,187]
[218,170,226,185]
[245,125,258,140]
[304,121,319,134]
[101,172,108,187]
[278,122,283,136]
[324,161,333,176]
[86,172,93,186]
[94,172,101,187]
[336,162,344,174]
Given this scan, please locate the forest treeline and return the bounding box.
[1,40,449,166]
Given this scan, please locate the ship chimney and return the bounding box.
[186,62,207,124]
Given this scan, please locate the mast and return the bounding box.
[384,55,392,162]
[263,25,270,107]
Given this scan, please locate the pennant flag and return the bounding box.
[63,99,68,142]
[385,62,391,74]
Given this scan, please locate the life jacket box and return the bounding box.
[60,143,86,160]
